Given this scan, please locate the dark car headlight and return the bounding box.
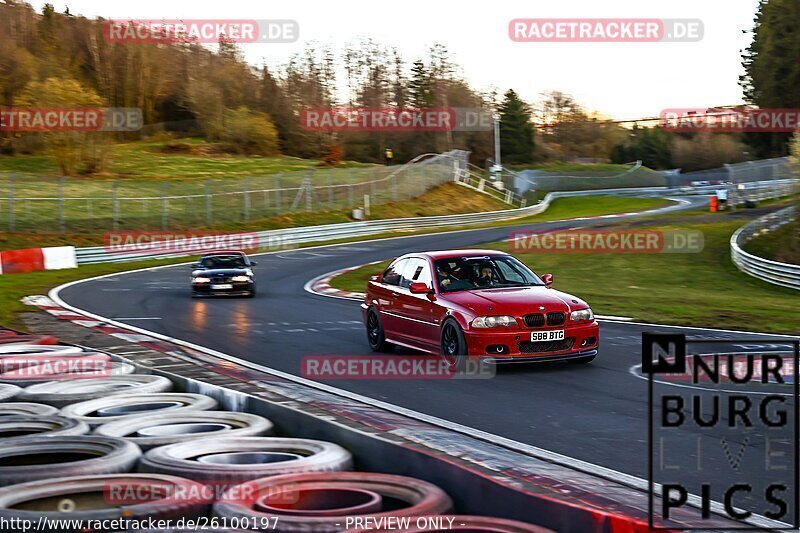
[193,276,211,283]
[231,275,252,282]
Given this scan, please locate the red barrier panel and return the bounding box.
[0,248,45,274]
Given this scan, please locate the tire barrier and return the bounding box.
[139,437,353,486]
[0,473,213,531]
[0,344,83,356]
[0,351,110,372]
[0,402,59,416]
[18,375,173,407]
[0,415,89,440]
[0,384,20,401]
[94,411,275,450]
[60,393,219,426]
[345,516,554,533]
[0,359,135,386]
[214,472,452,532]
[0,435,141,486]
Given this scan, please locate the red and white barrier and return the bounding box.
[0,246,77,274]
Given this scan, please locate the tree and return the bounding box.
[18,77,106,174]
[740,0,800,157]
[498,89,535,164]
[671,133,748,171]
[610,127,673,169]
[220,106,280,156]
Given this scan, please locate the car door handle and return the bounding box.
[390,292,399,298]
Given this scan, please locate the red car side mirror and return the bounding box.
[409,282,432,294]
[370,274,380,282]
[541,273,554,286]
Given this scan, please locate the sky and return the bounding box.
[31,0,761,120]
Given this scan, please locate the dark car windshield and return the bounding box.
[434,256,543,292]
[199,255,248,269]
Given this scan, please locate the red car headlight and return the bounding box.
[569,308,594,322]
[471,316,517,328]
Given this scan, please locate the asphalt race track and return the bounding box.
[58,196,797,520]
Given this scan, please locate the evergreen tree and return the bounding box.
[498,89,535,164]
[740,0,800,156]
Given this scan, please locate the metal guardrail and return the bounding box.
[731,206,799,290]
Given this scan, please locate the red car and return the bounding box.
[361,250,599,365]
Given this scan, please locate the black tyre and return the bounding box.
[94,411,274,450]
[139,437,353,486]
[0,384,20,402]
[0,435,141,486]
[214,472,452,532]
[366,308,393,352]
[0,415,89,441]
[18,375,173,408]
[0,402,58,417]
[0,474,213,530]
[59,393,218,427]
[441,319,468,370]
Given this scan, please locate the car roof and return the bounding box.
[200,250,247,257]
[412,249,509,261]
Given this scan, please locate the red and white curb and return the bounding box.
[20,295,187,356]
[0,246,76,275]
[304,262,381,301]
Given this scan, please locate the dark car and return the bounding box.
[190,251,257,298]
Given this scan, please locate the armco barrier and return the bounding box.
[731,205,799,290]
[0,245,76,274]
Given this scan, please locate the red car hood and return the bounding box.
[442,286,588,316]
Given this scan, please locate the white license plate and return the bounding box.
[211,284,233,290]
[531,330,565,342]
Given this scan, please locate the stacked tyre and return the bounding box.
[0,333,546,531]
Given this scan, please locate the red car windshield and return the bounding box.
[434,256,544,292]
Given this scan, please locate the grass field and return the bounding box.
[0,138,372,179]
[0,138,464,233]
[330,205,800,334]
[743,218,799,264]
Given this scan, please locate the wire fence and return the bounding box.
[0,151,471,233]
[675,157,793,185]
[510,162,667,194]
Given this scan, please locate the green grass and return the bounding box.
[0,257,184,328]
[0,138,373,180]
[330,206,800,334]
[743,219,800,264]
[329,195,673,293]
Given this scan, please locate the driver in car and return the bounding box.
[475,263,496,287]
